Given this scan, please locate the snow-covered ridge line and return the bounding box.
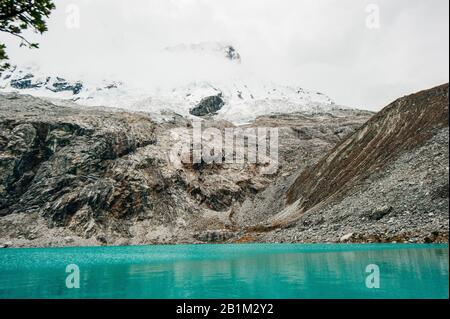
[0,65,339,124]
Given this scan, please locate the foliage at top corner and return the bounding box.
[0,0,56,72]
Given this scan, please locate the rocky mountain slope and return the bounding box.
[251,84,449,243]
[0,84,448,248]
[0,92,372,247]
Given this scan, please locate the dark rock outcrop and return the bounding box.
[6,72,83,94]
[190,95,224,116]
[224,45,241,62]
[49,77,83,95]
[10,74,45,90]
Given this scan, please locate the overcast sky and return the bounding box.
[1,0,448,110]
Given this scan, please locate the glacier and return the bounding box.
[0,43,343,124]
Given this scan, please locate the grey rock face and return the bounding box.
[0,92,375,247]
[190,95,225,116]
[7,84,446,246]
[0,93,158,238]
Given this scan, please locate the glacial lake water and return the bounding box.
[0,244,448,299]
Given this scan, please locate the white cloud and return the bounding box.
[0,0,448,110]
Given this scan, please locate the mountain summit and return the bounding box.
[165,42,242,62]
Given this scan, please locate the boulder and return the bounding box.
[367,206,393,221]
[340,233,354,242]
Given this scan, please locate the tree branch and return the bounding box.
[0,27,34,47]
[0,3,34,21]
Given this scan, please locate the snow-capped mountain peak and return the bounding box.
[0,43,339,124]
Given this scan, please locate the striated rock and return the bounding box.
[0,93,159,237]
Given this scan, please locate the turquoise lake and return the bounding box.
[0,244,448,299]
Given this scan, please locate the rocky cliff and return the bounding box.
[0,92,371,247]
[0,84,448,247]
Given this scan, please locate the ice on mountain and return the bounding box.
[0,40,341,124]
